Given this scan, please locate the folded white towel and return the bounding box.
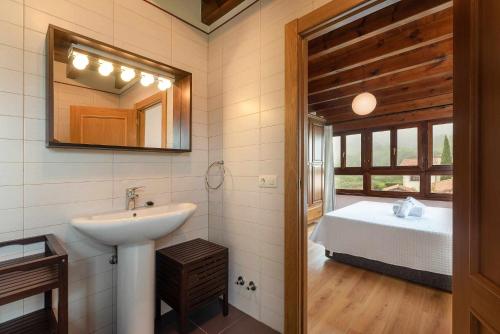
[393,200,405,215]
[406,197,426,217]
[392,197,426,218]
[395,200,413,218]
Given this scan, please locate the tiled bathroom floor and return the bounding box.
[156,300,278,334]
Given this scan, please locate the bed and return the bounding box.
[310,201,452,291]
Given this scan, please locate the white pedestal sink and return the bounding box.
[71,203,197,334]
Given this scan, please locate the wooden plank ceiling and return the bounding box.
[308,0,453,129]
[201,0,245,25]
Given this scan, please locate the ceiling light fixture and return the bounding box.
[157,77,172,91]
[98,60,114,76]
[352,92,377,116]
[140,72,155,86]
[72,52,89,70]
[120,66,135,82]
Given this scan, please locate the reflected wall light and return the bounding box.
[98,60,113,76]
[352,92,377,115]
[72,52,89,70]
[157,77,172,91]
[120,66,135,82]
[140,72,155,86]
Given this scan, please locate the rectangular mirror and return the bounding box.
[46,25,192,152]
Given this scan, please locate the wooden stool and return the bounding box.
[156,238,228,333]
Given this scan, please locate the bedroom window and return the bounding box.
[333,136,341,168]
[372,130,391,167]
[431,175,453,194]
[333,120,452,200]
[431,122,453,166]
[346,134,361,167]
[371,175,420,192]
[397,127,418,167]
[335,175,363,190]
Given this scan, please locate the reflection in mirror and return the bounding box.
[48,25,191,151]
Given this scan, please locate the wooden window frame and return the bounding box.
[333,120,452,201]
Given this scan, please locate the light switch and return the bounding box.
[259,175,277,188]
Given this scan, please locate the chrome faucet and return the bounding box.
[126,186,144,210]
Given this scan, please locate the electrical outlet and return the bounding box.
[258,175,277,188]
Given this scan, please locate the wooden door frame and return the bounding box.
[284,1,378,333]
[134,92,168,148]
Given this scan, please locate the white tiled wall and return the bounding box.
[207,0,329,332]
[0,0,208,333]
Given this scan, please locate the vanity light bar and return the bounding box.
[68,44,176,83]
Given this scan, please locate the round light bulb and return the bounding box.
[98,60,113,76]
[157,77,172,91]
[72,52,89,70]
[120,66,135,82]
[352,92,377,116]
[140,72,154,86]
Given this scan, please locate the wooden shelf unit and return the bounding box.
[0,235,68,334]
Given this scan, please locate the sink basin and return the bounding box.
[71,202,197,245]
[71,202,197,334]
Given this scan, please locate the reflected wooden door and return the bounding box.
[454,0,500,333]
[70,106,137,146]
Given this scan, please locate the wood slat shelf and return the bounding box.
[0,309,56,334]
[0,234,68,334]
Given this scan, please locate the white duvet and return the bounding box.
[310,201,452,275]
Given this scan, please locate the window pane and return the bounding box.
[372,130,391,167]
[432,123,453,165]
[335,175,363,190]
[371,175,420,192]
[397,127,418,166]
[333,136,341,168]
[431,175,453,194]
[346,134,361,167]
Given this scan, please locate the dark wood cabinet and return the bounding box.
[156,238,228,333]
[307,117,325,223]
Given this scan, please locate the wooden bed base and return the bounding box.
[325,250,452,292]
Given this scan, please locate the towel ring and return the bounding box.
[205,160,225,190]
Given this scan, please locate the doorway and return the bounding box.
[283,0,500,333]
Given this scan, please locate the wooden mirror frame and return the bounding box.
[46,25,192,152]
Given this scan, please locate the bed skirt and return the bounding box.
[325,250,452,292]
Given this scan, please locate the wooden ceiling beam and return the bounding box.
[308,0,451,57]
[328,105,453,132]
[318,93,453,122]
[201,0,245,25]
[309,56,452,104]
[308,7,453,79]
[308,37,452,94]
[311,76,452,112]
[310,71,453,108]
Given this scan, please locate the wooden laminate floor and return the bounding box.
[307,224,452,334]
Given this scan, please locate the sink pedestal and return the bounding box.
[70,203,198,334]
[117,240,155,334]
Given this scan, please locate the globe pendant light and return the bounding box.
[352,92,377,115]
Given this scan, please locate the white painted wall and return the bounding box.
[207,0,331,332]
[0,0,208,333]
